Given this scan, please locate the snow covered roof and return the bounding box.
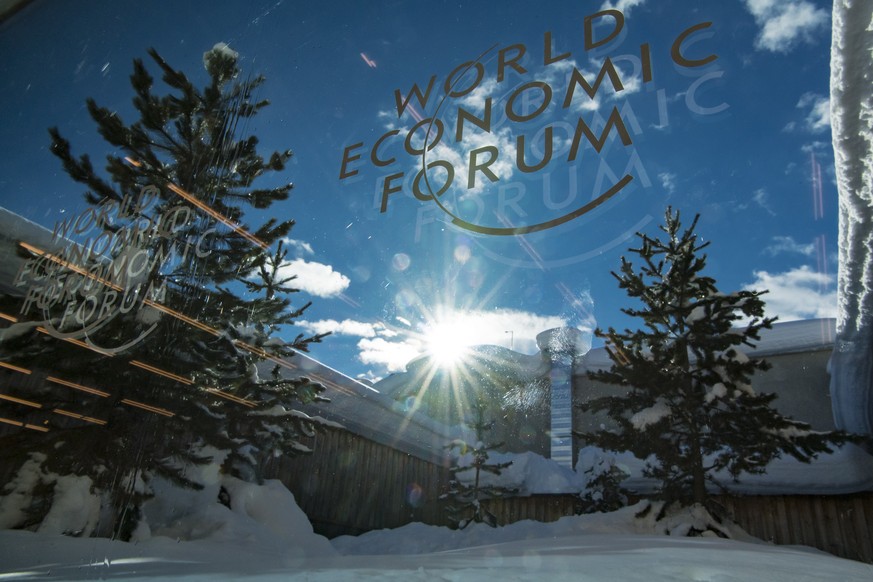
[0,206,454,463]
[375,344,546,400]
[265,351,456,464]
[581,318,837,371]
[0,206,65,296]
[741,318,836,357]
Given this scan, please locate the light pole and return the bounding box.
[505,330,514,350]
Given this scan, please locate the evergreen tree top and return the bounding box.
[579,207,854,507]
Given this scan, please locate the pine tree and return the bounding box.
[576,208,853,508]
[441,398,517,529]
[578,452,630,514]
[0,44,328,538]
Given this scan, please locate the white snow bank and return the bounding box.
[715,443,873,495]
[611,444,873,495]
[331,501,756,556]
[0,454,45,530]
[454,451,583,495]
[0,448,335,561]
[455,445,873,496]
[0,454,104,537]
[4,508,873,580]
[135,473,335,560]
[1,480,871,580]
[36,475,101,538]
[0,470,336,579]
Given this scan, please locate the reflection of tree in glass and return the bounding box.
[577,208,854,514]
[0,44,328,539]
[441,397,517,529]
[395,346,550,455]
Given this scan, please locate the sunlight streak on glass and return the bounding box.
[0,417,49,432]
[0,361,32,375]
[120,398,175,417]
[0,393,41,408]
[129,360,193,385]
[36,327,116,357]
[18,242,123,292]
[166,183,268,249]
[205,388,257,408]
[46,376,109,397]
[53,408,107,425]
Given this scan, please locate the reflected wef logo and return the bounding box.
[13,185,217,354]
[339,9,726,263]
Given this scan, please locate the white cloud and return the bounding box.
[297,319,382,338]
[752,188,776,215]
[435,55,638,198]
[282,238,313,256]
[743,0,829,53]
[599,0,647,15]
[340,308,578,375]
[797,93,830,133]
[801,141,829,154]
[457,77,500,112]
[606,58,643,98]
[743,266,836,321]
[554,58,640,114]
[357,337,423,373]
[377,109,405,131]
[383,52,643,205]
[249,241,350,298]
[275,259,350,298]
[422,308,570,355]
[658,172,676,194]
[431,125,518,198]
[763,236,815,257]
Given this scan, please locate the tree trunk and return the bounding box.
[676,336,706,505]
[689,429,707,505]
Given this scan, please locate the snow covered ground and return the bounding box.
[449,445,873,497]
[1,476,872,581]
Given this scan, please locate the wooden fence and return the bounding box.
[268,427,873,564]
[717,493,873,564]
[264,427,452,537]
[477,494,873,564]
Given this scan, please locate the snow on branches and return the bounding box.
[577,207,855,507]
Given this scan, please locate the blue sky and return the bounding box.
[0,0,838,381]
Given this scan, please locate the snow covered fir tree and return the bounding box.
[0,44,329,538]
[577,451,630,514]
[576,208,855,508]
[441,398,517,529]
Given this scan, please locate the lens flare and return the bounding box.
[424,320,470,365]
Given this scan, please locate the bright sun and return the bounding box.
[425,321,470,366]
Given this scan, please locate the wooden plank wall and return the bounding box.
[482,495,873,564]
[461,494,873,564]
[717,493,873,564]
[265,427,453,537]
[480,495,582,525]
[265,428,873,564]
